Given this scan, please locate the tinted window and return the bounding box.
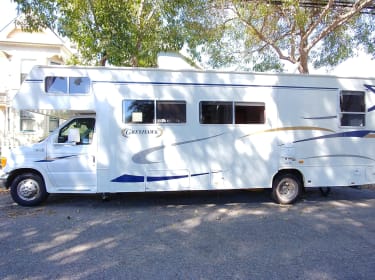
[58,118,95,145]
[340,91,366,127]
[123,100,154,124]
[45,76,67,93]
[235,102,265,124]
[69,77,90,94]
[157,101,186,123]
[45,76,90,94]
[200,101,232,124]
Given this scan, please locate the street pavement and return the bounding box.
[0,187,374,280]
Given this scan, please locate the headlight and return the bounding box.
[0,157,6,169]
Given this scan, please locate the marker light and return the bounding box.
[0,157,6,169]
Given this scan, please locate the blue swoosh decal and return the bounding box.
[294,130,374,143]
[365,84,375,112]
[35,155,78,162]
[111,174,144,183]
[111,172,210,183]
[364,84,375,94]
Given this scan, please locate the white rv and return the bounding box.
[0,65,374,206]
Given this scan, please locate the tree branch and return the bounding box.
[302,0,335,44]
[306,0,374,52]
[232,5,297,64]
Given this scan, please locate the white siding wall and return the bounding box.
[0,26,72,152]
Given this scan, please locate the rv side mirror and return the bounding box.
[57,135,67,143]
[67,128,80,144]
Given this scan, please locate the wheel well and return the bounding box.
[6,168,44,189]
[273,169,304,189]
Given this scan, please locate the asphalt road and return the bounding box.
[0,187,374,280]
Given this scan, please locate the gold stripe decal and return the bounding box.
[240,126,335,139]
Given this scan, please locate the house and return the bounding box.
[0,17,73,150]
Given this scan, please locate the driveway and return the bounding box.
[0,187,374,280]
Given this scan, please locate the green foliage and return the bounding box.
[65,54,81,66]
[180,0,375,73]
[13,0,375,72]
[14,0,186,66]
[313,24,356,69]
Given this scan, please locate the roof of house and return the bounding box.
[0,16,73,54]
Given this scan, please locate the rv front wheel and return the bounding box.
[272,173,302,204]
[10,173,49,206]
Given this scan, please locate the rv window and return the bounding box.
[58,118,95,144]
[69,77,90,94]
[45,76,67,93]
[123,100,154,124]
[340,91,366,127]
[200,101,232,124]
[156,101,186,123]
[235,102,265,124]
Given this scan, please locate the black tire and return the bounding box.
[272,173,302,204]
[10,173,49,206]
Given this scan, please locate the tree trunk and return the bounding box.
[130,38,142,67]
[298,54,309,74]
[99,51,107,66]
[130,55,138,67]
[298,42,310,74]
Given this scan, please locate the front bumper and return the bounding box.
[0,170,8,189]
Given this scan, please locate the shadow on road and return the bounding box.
[38,186,375,209]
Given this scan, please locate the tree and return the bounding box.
[13,0,185,66]
[13,0,375,72]
[180,0,375,73]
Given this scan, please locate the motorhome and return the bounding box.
[0,65,374,206]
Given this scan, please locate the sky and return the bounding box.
[1,0,374,77]
[0,0,17,30]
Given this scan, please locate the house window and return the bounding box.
[339,91,366,127]
[20,110,36,132]
[49,117,59,132]
[49,60,62,66]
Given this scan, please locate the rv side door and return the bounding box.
[46,117,97,191]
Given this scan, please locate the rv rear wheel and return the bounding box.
[272,173,302,204]
[10,173,49,207]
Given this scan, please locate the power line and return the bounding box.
[267,0,375,14]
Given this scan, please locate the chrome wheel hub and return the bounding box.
[17,180,39,201]
[278,179,297,199]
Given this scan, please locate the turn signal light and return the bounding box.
[0,157,6,169]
